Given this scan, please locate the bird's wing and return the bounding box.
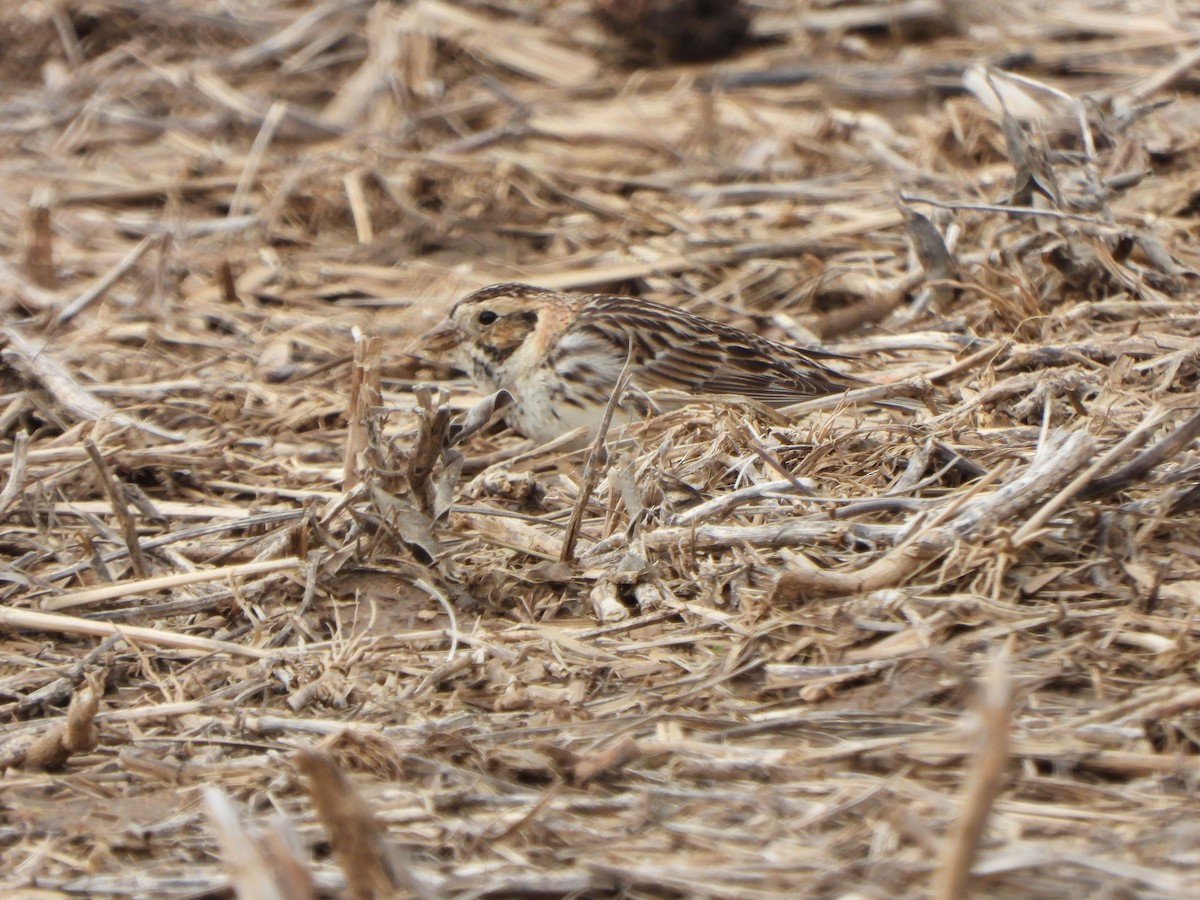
[579,295,864,406]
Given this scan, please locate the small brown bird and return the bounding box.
[421,282,873,445]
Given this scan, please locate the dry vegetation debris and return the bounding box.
[3,0,1200,896]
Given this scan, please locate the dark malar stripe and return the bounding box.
[481,340,520,362]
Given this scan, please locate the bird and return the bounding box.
[420,282,882,445]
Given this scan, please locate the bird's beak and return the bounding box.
[419,318,462,357]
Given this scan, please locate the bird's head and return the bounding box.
[421,283,578,389]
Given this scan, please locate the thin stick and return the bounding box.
[295,750,435,900]
[415,578,459,665]
[42,557,301,612]
[344,169,374,243]
[203,788,294,900]
[1011,407,1169,545]
[84,438,148,579]
[559,344,636,563]
[0,606,273,659]
[269,553,320,648]
[46,508,305,584]
[56,236,155,326]
[229,100,288,219]
[900,192,1112,225]
[1081,407,1200,500]
[344,327,383,492]
[0,429,29,517]
[932,647,1012,900]
[923,339,1008,384]
[779,376,929,417]
[23,195,57,288]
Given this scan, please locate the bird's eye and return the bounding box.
[477,310,498,325]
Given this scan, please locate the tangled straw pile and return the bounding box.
[3,1,1200,896]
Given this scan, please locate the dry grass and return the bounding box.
[4,1,1200,896]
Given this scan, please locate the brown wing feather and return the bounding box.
[578,294,864,405]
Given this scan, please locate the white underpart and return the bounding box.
[505,329,633,445]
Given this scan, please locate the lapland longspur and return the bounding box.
[421,282,879,444]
